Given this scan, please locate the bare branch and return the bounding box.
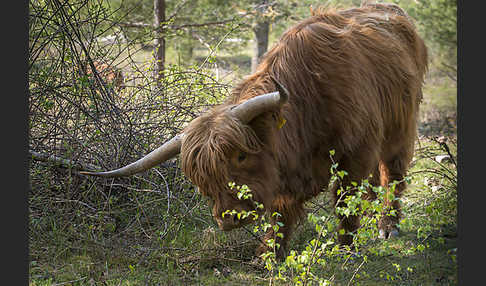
[168,19,236,30]
[118,21,151,28]
[118,18,242,31]
[29,150,101,171]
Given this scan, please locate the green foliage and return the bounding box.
[406,0,457,78]
[410,0,456,52]
[407,137,457,238]
[223,183,264,226]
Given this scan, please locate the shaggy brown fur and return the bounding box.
[181,3,428,256]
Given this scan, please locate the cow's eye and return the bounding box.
[237,152,247,163]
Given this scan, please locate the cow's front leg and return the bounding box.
[254,193,305,260]
[255,212,294,259]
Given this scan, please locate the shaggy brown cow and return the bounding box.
[80,3,428,257]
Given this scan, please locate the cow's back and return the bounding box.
[242,3,428,156]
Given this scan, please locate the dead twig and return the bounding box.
[29,150,101,171]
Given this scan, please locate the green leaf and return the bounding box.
[337,170,348,179]
[272,212,282,218]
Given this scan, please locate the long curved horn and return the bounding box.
[230,76,289,123]
[79,134,183,177]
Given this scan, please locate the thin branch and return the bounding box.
[118,18,239,31]
[29,150,101,171]
[51,276,88,286]
[118,21,151,28]
[168,19,236,30]
[347,259,367,286]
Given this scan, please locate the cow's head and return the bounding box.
[80,77,289,231]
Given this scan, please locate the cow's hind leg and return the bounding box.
[378,136,415,238]
[376,143,414,239]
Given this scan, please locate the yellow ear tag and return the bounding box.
[277,116,287,129]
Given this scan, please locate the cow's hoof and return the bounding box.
[378,228,399,239]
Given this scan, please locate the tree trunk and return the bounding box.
[153,0,166,88]
[251,0,270,73]
[251,21,269,73]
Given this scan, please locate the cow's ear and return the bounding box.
[268,111,286,130]
[247,111,281,147]
[276,114,287,129]
[269,76,288,129]
[246,76,288,145]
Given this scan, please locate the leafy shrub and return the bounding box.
[224,150,416,285]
